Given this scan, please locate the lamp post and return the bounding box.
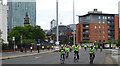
[21,35,23,52]
[73,0,75,45]
[12,37,15,51]
[56,0,59,46]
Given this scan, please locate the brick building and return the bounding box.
[76,9,119,44]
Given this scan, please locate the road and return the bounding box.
[2,48,107,64]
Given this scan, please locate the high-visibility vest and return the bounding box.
[84,45,87,47]
[47,46,49,48]
[42,46,44,49]
[100,46,102,48]
[90,48,94,54]
[61,49,65,53]
[52,46,53,48]
[96,45,98,48]
[74,46,79,51]
[65,48,69,52]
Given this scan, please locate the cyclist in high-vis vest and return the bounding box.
[42,46,44,50]
[89,46,95,63]
[70,45,72,52]
[65,45,70,58]
[84,44,87,51]
[73,43,80,60]
[96,44,98,51]
[100,46,103,52]
[59,46,65,61]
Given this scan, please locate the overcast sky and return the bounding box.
[3,0,120,30]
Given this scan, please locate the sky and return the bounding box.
[3,0,120,30]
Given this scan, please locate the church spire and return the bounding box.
[24,12,30,26]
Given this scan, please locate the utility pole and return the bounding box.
[73,0,75,45]
[56,0,59,43]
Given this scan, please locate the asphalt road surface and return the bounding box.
[2,48,106,64]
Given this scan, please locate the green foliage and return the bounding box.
[23,39,37,45]
[67,39,73,44]
[118,34,120,44]
[8,25,45,45]
[2,44,12,50]
[104,39,118,44]
[79,40,89,43]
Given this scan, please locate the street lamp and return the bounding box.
[20,35,23,52]
[12,37,15,51]
[73,0,75,45]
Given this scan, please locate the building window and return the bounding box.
[86,25,89,27]
[99,35,101,38]
[103,31,105,34]
[103,16,105,19]
[95,31,97,33]
[99,40,101,42]
[99,26,101,29]
[99,31,101,33]
[95,35,97,38]
[95,40,97,42]
[103,40,105,42]
[86,30,89,32]
[105,16,107,19]
[99,16,101,19]
[95,26,97,29]
[103,21,105,23]
[103,35,105,39]
[103,26,105,29]
[108,16,110,19]
[108,21,110,23]
[99,21,101,23]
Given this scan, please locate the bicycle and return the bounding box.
[66,52,69,59]
[89,53,95,64]
[74,52,78,62]
[60,54,65,64]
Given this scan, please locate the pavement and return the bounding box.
[1,49,56,60]
[2,47,117,64]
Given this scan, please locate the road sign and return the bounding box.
[112,40,114,43]
[38,39,40,44]
[13,37,15,41]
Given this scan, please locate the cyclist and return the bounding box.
[73,43,80,60]
[59,45,66,61]
[42,45,44,50]
[84,44,87,51]
[89,46,95,64]
[65,45,70,58]
[51,45,54,50]
[47,45,50,50]
[95,44,98,51]
[100,45,103,52]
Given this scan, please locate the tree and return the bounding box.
[79,40,89,43]
[8,25,45,46]
[118,34,120,44]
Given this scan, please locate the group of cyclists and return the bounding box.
[58,43,100,64]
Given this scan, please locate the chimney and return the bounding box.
[94,9,97,12]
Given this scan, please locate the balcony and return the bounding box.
[108,23,114,25]
[83,27,90,30]
[83,32,90,35]
[83,37,90,40]
[107,19,114,22]
[82,22,90,25]
[108,27,114,30]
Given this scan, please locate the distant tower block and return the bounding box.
[24,12,30,26]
